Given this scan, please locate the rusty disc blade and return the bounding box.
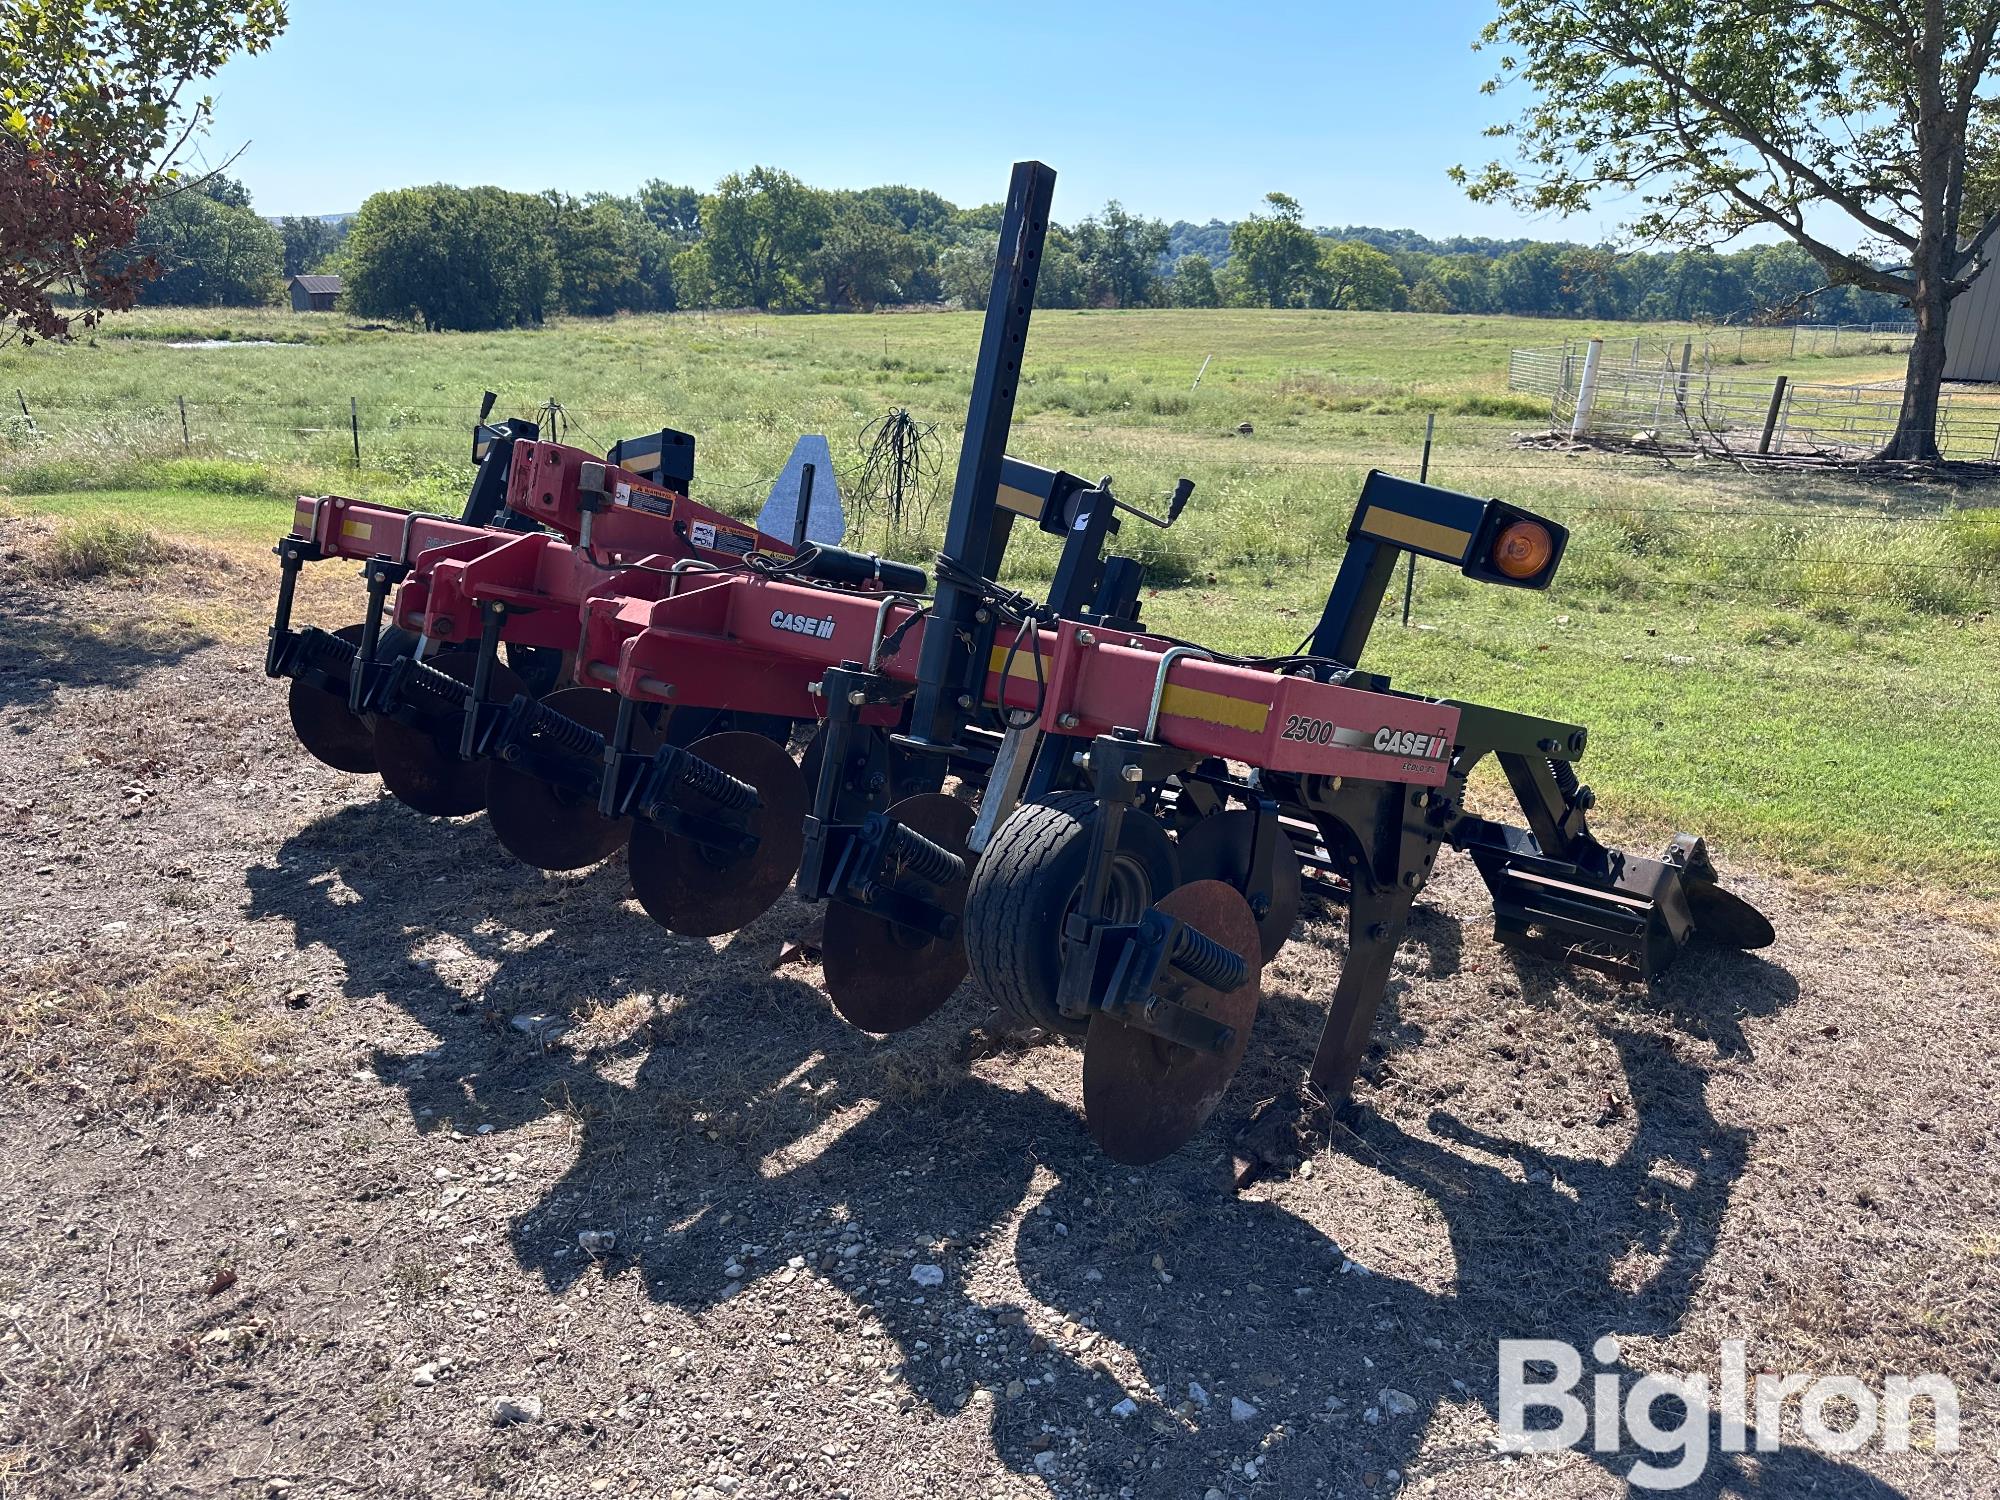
[627,731,809,937]
[373,651,525,818]
[288,623,378,774]
[1082,879,1263,1166]
[1175,809,1303,962]
[1687,879,1775,950]
[487,688,657,871]
[823,793,977,1034]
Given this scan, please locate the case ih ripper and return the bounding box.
[267,160,1772,1167]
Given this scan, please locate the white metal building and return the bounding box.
[1944,256,2000,381]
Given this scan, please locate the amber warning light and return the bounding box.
[1491,520,1555,581]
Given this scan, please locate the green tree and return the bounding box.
[1307,239,1403,310]
[136,175,281,304]
[1556,246,1634,319]
[1458,0,2000,458]
[1,0,287,342]
[637,179,701,239]
[1229,192,1324,306]
[346,184,554,331]
[543,191,639,316]
[814,197,916,311]
[1417,253,1493,313]
[279,213,340,276]
[1636,248,1740,322]
[699,166,829,309]
[854,184,955,235]
[1489,242,1569,315]
[1171,253,1220,307]
[938,233,998,310]
[1071,199,1169,307]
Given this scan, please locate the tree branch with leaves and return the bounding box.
[1,1,286,344]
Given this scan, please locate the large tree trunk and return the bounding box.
[1886,242,1950,461]
[1888,6,1953,464]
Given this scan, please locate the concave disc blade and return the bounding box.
[1686,880,1776,950]
[486,688,655,871]
[823,793,977,1034]
[288,623,377,774]
[1082,880,1262,1166]
[1175,809,1303,963]
[373,651,524,818]
[627,731,809,937]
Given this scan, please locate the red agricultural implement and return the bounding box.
[268,406,812,817]
[265,160,1773,1168]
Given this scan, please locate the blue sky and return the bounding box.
[203,0,1631,238]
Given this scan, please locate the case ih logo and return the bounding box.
[1374,726,1449,760]
[772,609,837,640]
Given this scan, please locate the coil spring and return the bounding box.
[680,754,757,811]
[884,822,967,886]
[297,627,359,674]
[526,700,604,757]
[1549,757,1582,801]
[404,656,472,708]
[1169,921,1248,993]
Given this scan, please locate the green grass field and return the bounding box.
[4,306,1995,897]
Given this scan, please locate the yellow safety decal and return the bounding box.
[986,643,1045,682]
[997,483,1045,520]
[1358,504,1472,560]
[1158,683,1269,734]
[341,519,374,542]
[982,647,1269,732]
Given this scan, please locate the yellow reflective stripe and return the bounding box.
[986,644,1043,681]
[997,483,1045,520]
[1159,682,1269,733]
[983,647,1270,732]
[1359,504,1472,560]
[341,519,373,542]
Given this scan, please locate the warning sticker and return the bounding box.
[695,521,755,558]
[613,479,676,518]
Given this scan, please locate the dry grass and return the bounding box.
[35,517,168,581]
[5,957,285,1105]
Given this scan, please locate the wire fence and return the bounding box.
[5,388,1995,618]
[1508,339,2000,462]
[1520,323,1919,377]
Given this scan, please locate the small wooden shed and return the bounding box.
[288,274,342,313]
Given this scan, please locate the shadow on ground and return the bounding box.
[0,593,216,717]
[249,797,1899,1499]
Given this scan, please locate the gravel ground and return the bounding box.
[2,521,1996,1499]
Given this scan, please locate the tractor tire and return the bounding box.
[965,792,1178,1037]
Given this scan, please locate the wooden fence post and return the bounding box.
[1759,376,1790,454]
[178,395,191,450]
